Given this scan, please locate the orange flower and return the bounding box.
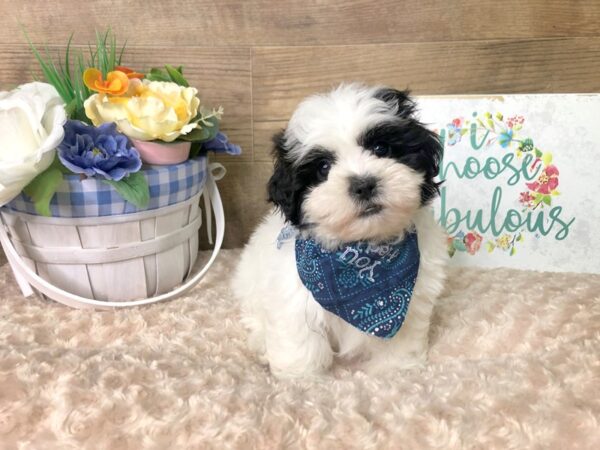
[115,66,145,79]
[83,68,129,95]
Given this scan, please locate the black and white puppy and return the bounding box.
[232,84,447,378]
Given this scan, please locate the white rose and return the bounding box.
[0,82,67,205]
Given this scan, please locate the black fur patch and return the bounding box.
[365,88,443,203]
[267,132,336,226]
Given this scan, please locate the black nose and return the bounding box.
[348,175,379,201]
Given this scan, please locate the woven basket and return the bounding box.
[0,159,225,309]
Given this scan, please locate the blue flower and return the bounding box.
[498,130,514,148]
[447,123,462,146]
[201,132,242,155]
[58,121,142,181]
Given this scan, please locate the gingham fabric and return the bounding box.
[4,157,207,218]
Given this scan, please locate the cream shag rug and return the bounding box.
[0,250,598,449]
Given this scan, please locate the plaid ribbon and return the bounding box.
[4,157,207,218]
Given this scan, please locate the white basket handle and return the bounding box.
[0,162,226,310]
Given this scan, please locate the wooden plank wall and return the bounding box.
[2,1,600,248]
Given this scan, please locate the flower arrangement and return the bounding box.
[0,30,240,216]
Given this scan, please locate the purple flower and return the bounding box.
[201,132,242,155]
[58,121,142,181]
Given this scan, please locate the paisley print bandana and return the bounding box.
[290,229,420,339]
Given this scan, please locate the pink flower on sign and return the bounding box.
[519,191,535,206]
[446,118,465,146]
[506,115,524,129]
[464,232,483,255]
[526,165,559,194]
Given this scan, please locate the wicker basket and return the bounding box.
[0,161,225,309]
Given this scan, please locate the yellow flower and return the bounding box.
[84,80,200,142]
[496,234,512,250]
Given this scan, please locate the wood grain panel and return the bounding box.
[2,1,600,249]
[0,44,253,161]
[253,38,600,160]
[253,120,286,162]
[3,1,600,47]
[201,162,273,249]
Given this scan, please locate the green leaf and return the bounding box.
[453,238,467,252]
[64,98,78,116]
[447,246,456,258]
[189,142,202,159]
[146,67,171,82]
[495,112,503,121]
[535,148,543,158]
[510,247,516,256]
[179,124,219,143]
[43,153,74,175]
[146,65,190,86]
[165,64,189,87]
[516,233,523,242]
[103,172,150,208]
[23,167,63,216]
[178,115,220,142]
[542,152,553,166]
[542,195,551,206]
[460,128,468,136]
[118,39,127,65]
[64,33,74,81]
[486,242,495,253]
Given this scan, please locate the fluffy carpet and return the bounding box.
[0,250,598,449]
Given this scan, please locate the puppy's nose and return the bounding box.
[348,175,379,201]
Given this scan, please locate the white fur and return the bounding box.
[232,84,448,378]
[284,84,402,162]
[232,209,447,378]
[303,150,424,244]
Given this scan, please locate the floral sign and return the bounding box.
[417,95,600,274]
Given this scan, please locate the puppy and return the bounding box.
[232,84,447,378]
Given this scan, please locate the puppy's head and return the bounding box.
[268,84,442,245]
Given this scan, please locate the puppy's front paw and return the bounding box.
[269,357,332,380]
[266,338,334,379]
[245,328,269,365]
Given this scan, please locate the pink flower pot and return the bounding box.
[131,139,191,165]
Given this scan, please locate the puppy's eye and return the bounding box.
[372,143,392,158]
[317,159,331,179]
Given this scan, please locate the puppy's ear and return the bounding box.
[406,125,444,204]
[267,131,301,224]
[375,87,416,119]
[377,87,444,204]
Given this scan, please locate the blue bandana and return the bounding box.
[282,228,420,339]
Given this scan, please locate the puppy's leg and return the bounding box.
[263,292,333,379]
[365,294,434,374]
[240,314,269,365]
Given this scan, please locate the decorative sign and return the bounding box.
[418,95,600,274]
